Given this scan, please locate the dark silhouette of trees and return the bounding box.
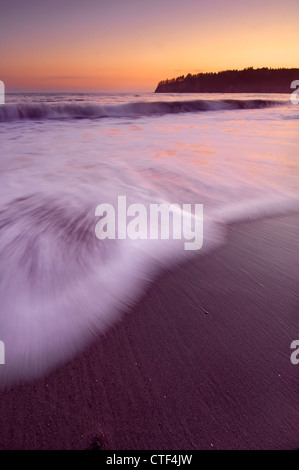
[155,67,299,93]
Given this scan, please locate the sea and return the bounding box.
[0,92,298,384]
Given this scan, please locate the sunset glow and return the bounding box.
[1,0,299,91]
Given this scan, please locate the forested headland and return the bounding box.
[155,67,299,93]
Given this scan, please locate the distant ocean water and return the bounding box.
[0,92,298,384]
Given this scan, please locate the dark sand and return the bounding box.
[0,215,298,450]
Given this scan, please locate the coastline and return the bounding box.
[0,214,298,450]
[154,67,299,93]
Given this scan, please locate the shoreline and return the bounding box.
[0,214,298,450]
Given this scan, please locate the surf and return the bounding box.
[0,98,282,122]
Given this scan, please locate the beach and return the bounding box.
[1,0,299,453]
[0,213,298,450]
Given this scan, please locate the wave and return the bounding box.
[0,193,223,385]
[0,98,282,122]
[0,190,298,386]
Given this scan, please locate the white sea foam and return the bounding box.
[0,92,298,384]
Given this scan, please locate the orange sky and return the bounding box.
[1,0,298,92]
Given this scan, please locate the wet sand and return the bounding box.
[0,214,298,450]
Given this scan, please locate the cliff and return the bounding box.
[155,67,299,93]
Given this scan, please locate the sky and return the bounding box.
[1,0,299,92]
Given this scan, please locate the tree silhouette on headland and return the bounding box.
[155,67,299,93]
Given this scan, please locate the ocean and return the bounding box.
[0,92,298,384]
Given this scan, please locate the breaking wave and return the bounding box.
[0,99,282,122]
